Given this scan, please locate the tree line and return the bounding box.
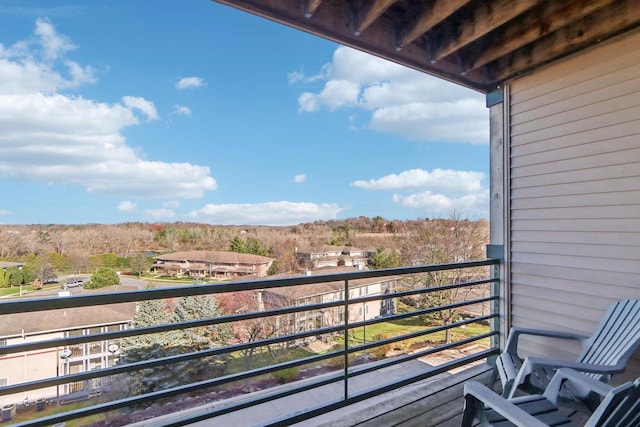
[0,216,489,287]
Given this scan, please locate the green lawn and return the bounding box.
[224,346,315,375]
[341,317,491,348]
[4,399,103,427]
[223,317,491,377]
[0,283,60,297]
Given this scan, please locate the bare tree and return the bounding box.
[400,213,488,343]
[218,290,282,371]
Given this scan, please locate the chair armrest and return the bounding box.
[522,356,623,376]
[504,326,590,356]
[543,368,613,403]
[463,381,549,427]
[506,356,620,399]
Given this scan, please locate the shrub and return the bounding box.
[369,334,393,359]
[271,356,299,383]
[326,352,356,369]
[84,267,120,289]
[272,366,299,383]
[393,339,410,351]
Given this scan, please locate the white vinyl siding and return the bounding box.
[507,29,640,380]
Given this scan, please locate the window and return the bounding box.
[0,338,6,347]
[0,377,7,387]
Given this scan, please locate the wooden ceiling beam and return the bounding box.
[463,0,616,73]
[303,0,323,18]
[213,0,640,92]
[397,0,471,49]
[489,0,640,83]
[353,0,397,36]
[431,0,542,62]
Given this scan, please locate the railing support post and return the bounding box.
[486,245,503,359]
[343,279,349,401]
[491,263,500,351]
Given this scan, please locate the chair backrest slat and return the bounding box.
[588,379,640,427]
[606,379,640,427]
[579,300,640,372]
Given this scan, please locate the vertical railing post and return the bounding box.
[343,279,349,401]
[486,244,504,354]
[491,262,500,350]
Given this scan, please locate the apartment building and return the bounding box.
[153,250,275,279]
[0,296,134,406]
[295,245,370,270]
[260,266,397,334]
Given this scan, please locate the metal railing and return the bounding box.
[0,259,500,426]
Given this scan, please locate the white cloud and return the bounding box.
[369,99,486,143]
[291,46,488,144]
[122,96,158,121]
[0,19,96,94]
[353,168,488,218]
[351,168,484,194]
[0,20,217,200]
[298,80,360,112]
[175,76,205,90]
[64,60,96,87]
[394,189,490,218]
[144,208,176,219]
[163,200,180,208]
[35,18,75,61]
[189,201,343,226]
[297,92,319,113]
[287,71,305,85]
[293,174,306,183]
[287,64,330,85]
[118,201,137,212]
[0,209,11,216]
[172,105,191,116]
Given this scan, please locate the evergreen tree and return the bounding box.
[46,252,71,272]
[121,297,172,357]
[84,266,120,289]
[118,291,231,399]
[7,266,24,286]
[171,295,231,383]
[119,292,174,396]
[229,236,270,256]
[229,236,246,253]
[369,247,402,269]
[0,269,11,288]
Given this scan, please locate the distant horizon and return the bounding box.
[0,214,489,229]
[0,1,489,226]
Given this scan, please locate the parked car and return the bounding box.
[62,279,84,289]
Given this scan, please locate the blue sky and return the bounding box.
[0,1,489,226]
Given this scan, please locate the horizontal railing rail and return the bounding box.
[0,258,500,427]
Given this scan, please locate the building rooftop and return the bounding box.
[156,250,275,265]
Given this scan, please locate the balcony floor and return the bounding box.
[295,363,494,427]
[128,355,494,427]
